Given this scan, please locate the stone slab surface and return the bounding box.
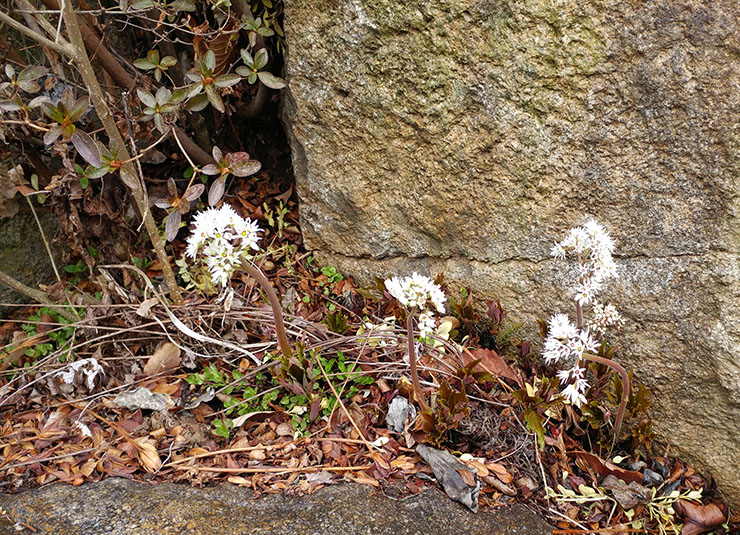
[0,479,552,535]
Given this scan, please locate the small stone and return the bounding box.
[642,468,664,487]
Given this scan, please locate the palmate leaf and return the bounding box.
[71,130,102,167]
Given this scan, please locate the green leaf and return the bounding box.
[185,93,209,112]
[213,74,241,88]
[68,97,89,122]
[136,88,157,107]
[80,176,89,189]
[239,48,254,66]
[205,84,224,113]
[203,50,216,72]
[523,408,546,449]
[161,56,178,67]
[155,86,172,105]
[18,65,46,82]
[257,71,286,89]
[134,59,156,71]
[130,0,155,9]
[254,48,268,69]
[170,0,196,10]
[146,49,160,64]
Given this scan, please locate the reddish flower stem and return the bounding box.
[581,353,630,440]
[240,259,292,360]
[406,312,430,413]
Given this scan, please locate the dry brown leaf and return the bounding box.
[143,342,181,376]
[457,468,476,487]
[575,451,643,484]
[466,348,522,386]
[675,500,726,535]
[79,459,96,477]
[227,476,250,486]
[466,460,489,477]
[134,437,161,472]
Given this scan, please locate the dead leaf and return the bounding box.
[466,348,522,386]
[675,500,726,535]
[575,451,643,484]
[143,342,181,376]
[416,444,480,512]
[600,475,650,509]
[133,437,161,472]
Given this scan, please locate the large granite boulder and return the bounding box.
[282,0,740,503]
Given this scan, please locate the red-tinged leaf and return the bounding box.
[62,123,76,140]
[69,96,89,122]
[208,179,225,206]
[465,348,522,386]
[201,163,221,175]
[212,145,224,162]
[44,124,63,145]
[574,451,643,485]
[154,198,171,209]
[231,159,261,177]
[183,183,205,202]
[18,65,47,82]
[167,177,178,197]
[71,130,102,167]
[165,210,181,242]
[675,500,726,535]
[16,184,36,196]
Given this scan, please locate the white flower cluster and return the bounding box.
[385,273,446,313]
[186,204,262,286]
[551,218,617,306]
[589,301,624,335]
[417,311,437,339]
[543,314,598,407]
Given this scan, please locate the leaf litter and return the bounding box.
[0,177,733,535]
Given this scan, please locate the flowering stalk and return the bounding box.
[239,258,292,359]
[385,273,446,413]
[187,204,292,360]
[406,311,429,413]
[548,219,629,440]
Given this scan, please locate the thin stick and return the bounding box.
[165,443,292,467]
[58,0,182,304]
[0,8,72,55]
[315,352,377,454]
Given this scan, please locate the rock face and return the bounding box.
[282,0,740,503]
[0,479,552,535]
[0,212,61,316]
